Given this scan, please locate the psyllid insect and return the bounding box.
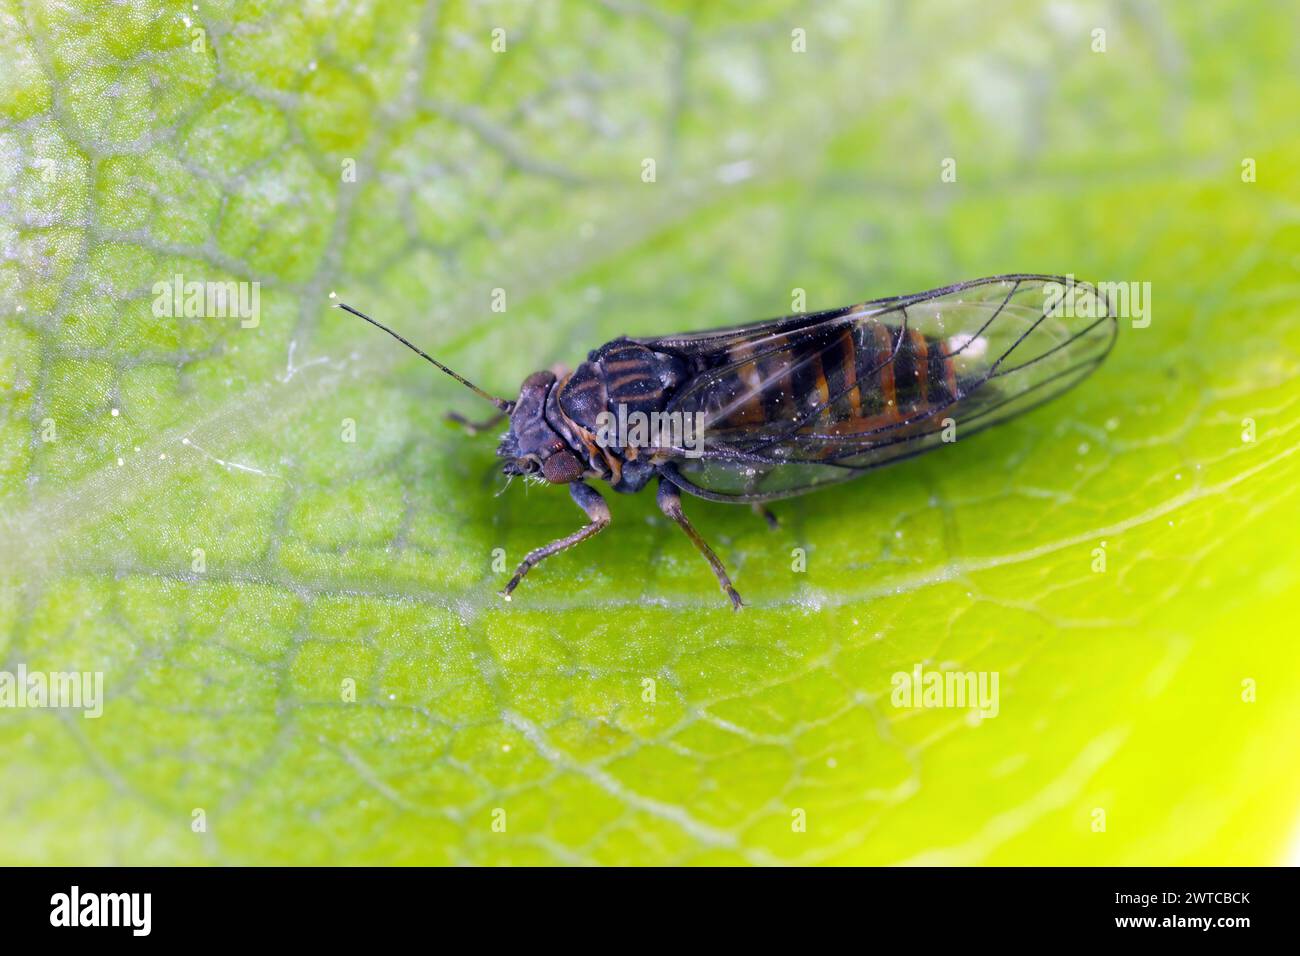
[339,274,1116,608]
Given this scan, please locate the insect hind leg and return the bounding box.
[500,481,610,601]
[751,502,779,530]
[656,478,744,610]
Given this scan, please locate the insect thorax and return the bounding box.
[553,339,689,492]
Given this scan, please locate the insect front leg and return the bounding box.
[500,481,611,601]
[656,478,743,610]
[445,409,508,434]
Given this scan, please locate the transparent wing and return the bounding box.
[660,275,1117,501]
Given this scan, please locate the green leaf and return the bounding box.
[2,0,1298,865]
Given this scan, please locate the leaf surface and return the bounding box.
[2,0,1299,864]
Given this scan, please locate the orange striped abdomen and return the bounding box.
[695,319,958,437]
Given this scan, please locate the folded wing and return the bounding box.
[646,275,1116,501]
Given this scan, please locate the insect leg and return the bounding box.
[751,502,779,530]
[656,478,743,610]
[499,481,610,601]
[445,409,508,434]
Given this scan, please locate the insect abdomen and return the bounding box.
[694,319,957,437]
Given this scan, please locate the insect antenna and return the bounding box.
[336,301,514,411]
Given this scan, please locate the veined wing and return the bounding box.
[656,275,1116,501]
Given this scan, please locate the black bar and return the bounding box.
[0,866,1286,942]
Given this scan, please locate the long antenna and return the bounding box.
[336,301,513,411]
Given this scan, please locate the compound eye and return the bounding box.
[541,450,583,484]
